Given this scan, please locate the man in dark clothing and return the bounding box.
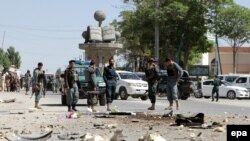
[103,57,118,111]
[165,58,183,110]
[64,60,79,112]
[212,75,221,102]
[145,58,159,110]
[87,60,98,112]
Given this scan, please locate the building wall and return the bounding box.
[208,47,250,74]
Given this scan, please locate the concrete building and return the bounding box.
[207,47,250,74]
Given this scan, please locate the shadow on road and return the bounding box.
[42,104,88,107]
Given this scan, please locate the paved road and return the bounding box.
[1,91,250,116]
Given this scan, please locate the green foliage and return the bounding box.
[6,46,22,69]
[0,48,11,73]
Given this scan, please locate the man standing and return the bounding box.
[64,60,79,112]
[145,58,159,110]
[86,60,98,112]
[165,58,183,110]
[33,62,45,109]
[103,57,118,111]
[212,75,221,102]
[24,70,31,95]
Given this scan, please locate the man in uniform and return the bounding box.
[33,62,45,109]
[145,58,159,110]
[165,58,183,110]
[64,60,79,112]
[86,60,98,112]
[24,70,31,95]
[103,57,118,111]
[212,75,221,102]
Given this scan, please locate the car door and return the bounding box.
[202,81,213,96]
[219,82,227,97]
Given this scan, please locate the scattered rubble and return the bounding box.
[139,133,166,141]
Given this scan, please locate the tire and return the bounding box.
[204,96,210,99]
[227,91,236,100]
[140,95,148,101]
[119,87,128,100]
[180,96,188,100]
[98,94,106,106]
[194,90,203,98]
[61,94,67,105]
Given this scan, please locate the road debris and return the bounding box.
[175,113,204,126]
[15,130,53,141]
[0,98,16,103]
[139,133,166,141]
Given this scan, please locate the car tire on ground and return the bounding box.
[61,94,67,105]
[140,95,148,101]
[194,90,203,98]
[227,90,236,100]
[119,87,128,100]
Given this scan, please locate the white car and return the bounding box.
[201,80,249,99]
[115,71,148,100]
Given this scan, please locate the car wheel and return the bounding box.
[194,90,203,98]
[119,88,128,100]
[61,94,67,105]
[227,91,236,100]
[140,95,148,101]
[180,95,188,100]
[204,96,210,99]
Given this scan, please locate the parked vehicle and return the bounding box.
[218,74,240,83]
[61,60,106,105]
[201,80,249,99]
[231,75,250,92]
[115,71,148,100]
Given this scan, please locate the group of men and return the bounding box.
[4,73,20,92]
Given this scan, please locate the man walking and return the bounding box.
[64,60,79,112]
[33,62,45,109]
[103,57,118,111]
[212,75,221,102]
[86,60,98,112]
[24,70,31,95]
[165,58,183,110]
[145,58,159,110]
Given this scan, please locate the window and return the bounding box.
[225,76,238,83]
[236,77,247,83]
[203,81,212,85]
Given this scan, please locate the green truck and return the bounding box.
[61,60,106,105]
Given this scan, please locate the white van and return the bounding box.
[232,75,250,91]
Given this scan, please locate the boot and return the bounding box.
[91,105,98,113]
[165,103,173,110]
[35,103,42,109]
[107,103,111,111]
[68,105,73,112]
[176,100,180,110]
[72,105,78,111]
[148,103,155,110]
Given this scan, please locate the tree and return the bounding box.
[215,4,250,73]
[0,48,11,73]
[6,46,21,69]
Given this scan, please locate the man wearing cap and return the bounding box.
[145,58,159,110]
[165,58,183,110]
[33,62,45,109]
[103,57,118,111]
[64,60,79,112]
[212,75,221,102]
[86,60,98,112]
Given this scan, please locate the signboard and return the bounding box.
[188,65,209,76]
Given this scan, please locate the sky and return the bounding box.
[0,0,249,74]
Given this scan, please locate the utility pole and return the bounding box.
[1,31,5,50]
[154,0,160,63]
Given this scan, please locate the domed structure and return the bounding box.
[94,10,106,26]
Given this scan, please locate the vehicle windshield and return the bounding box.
[74,67,102,82]
[119,73,140,80]
[222,81,232,86]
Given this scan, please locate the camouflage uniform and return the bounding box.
[145,63,159,104]
[24,72,31,94]
[64,67,79,109]
[212,76,221,102]
[33,68,44,105]
[86,66,98,106]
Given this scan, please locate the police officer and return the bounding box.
[212,75,221,102]
[86,60,98,112]
[64,60,79,112]
[145,58,159,110]
[24,70,31,95]
[165,58,183,110]
[103,57,118,111]
[33,62,45,109]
